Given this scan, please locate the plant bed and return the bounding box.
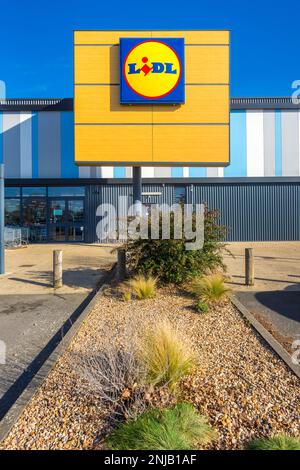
[1,286,299,450]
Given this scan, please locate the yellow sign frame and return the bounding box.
[74,30,230,167]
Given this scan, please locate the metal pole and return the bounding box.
[132,166,142,216]
[53,250,63,288]
[245,248,254,286]
[0,164,4,275]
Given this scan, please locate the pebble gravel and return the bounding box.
[1,287,299,450]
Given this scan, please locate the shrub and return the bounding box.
[191,273,230,304]
[246,434,300,450]
[125,207,227,285]
[129,275,157,300]
[140,320,195,389]
[195,300,209,313]
[73,342,148,421]
[106,402,215,450]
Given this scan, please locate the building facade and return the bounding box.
[1,97,300,242]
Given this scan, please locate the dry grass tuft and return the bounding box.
[140,320,196,389]
[191,273,231,304]
[129,275,157,300]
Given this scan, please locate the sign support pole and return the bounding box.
[132,166,142,216]
[0,164,5,275]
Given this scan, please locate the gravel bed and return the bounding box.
[1,287,299,450]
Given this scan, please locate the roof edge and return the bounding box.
[0,97,299,111]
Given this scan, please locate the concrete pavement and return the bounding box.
[225,242,300,351]
[0,243,116,418]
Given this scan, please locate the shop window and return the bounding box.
[48,187,85,197]
[49,226,66,242]
[68,200,84,223]
[23,198,47,226]
[50,200,66,224]
[68,226,84,242]
[5,187,20,197]
[5,199,21,226]
[22,187,46,197]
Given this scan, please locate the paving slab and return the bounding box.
[0,243,116,418]
[225,241,300,351]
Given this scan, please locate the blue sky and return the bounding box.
[0,0,298,98]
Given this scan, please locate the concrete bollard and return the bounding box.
[117,248,126,282]
[53,250,63,288]
[245,248,254,286]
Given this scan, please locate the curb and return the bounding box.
[230,294,300,380]
[0,263,117,444]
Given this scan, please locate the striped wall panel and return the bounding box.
[246,110,264,176]
[0,112,3,164]
[38,112,61,178]
[281,111,300,176]
[1,109,300,179]
[20,113,32,178]
[61,111,78,178]
[3,113,21,177]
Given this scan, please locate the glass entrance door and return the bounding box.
[48,198,84,242]
[67,200,85,241]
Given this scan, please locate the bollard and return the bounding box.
[117,248,126,281]
[245,248,254,286]
[53,250,63,288]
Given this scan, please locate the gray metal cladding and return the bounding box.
[188,182,300,241]
[85,181,300,242]
[85,183,174,242]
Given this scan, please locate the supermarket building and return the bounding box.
[1,30,300,243]
[1,96,300,243]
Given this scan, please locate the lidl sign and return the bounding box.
[120,38,185,104]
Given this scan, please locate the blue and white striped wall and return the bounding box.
[1,109,300,179]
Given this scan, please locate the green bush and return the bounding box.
[195,300,209,313]
[140,320,195,389]
[125,207,227,285]
[106,402,215,450]
[191,273,231,304]
[246,434,300,450]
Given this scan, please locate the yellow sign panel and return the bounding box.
[74,30,230,166]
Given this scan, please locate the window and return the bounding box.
[22,187,46,197]
[23,198,47,225]
[48,187,85,197]
[49,200,66,224]
[5,199,21,226]
[68,200,84,223]
[68,226,84,242]
[5,187,20,197]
